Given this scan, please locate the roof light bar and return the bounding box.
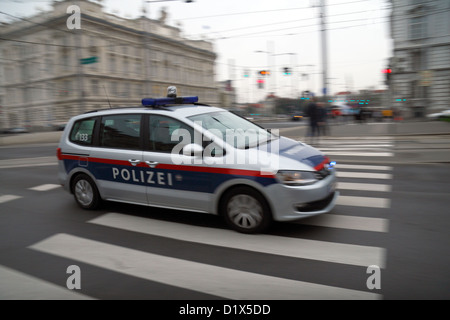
[141,96,199,107]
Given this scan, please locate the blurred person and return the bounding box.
[305,97,320,145]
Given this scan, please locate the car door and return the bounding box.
[89,113,146,205]
[143,114,213,212]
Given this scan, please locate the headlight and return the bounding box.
[276,170,318,186]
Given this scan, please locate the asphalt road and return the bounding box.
[0,122,449,301]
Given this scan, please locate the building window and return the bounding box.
[46,82,52,99]
[111,82,116,97]
[91,79,99,96]
[135,59,140,75]
[411,49,427,71]
[123,82,130,97]
[46,58,53,75]
[409,16,426,40]
[123,58,128,73]
[110,55,116,73]
[62,54,69,72]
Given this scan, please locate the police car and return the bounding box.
[57,86,338,234]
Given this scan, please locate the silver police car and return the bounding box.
[57,87,338,234]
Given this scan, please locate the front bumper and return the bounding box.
[265,171,339,221]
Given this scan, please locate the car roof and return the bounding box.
[79,105,225,119]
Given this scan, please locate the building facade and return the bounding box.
[389,0,450,117]
[0,0,218,130]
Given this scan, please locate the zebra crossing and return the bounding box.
[1,136,394,300]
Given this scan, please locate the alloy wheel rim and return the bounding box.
[227,194,263,229]
[75,179,94,207]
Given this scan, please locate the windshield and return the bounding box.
[188,111,275,149]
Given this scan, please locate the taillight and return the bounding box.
[56,147,62,160]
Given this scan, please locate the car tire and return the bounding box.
[220,186,272,234]
[72,174,101,210]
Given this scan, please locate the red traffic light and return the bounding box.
[382,68,392,74]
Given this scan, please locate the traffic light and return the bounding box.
[243,69,250,78]
[259,70,270,76]
[257,79,265,89]
[283,67,291,75]
[382,67,392,82]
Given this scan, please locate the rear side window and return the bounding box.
[69,118,96,146]
[149,115,194,153]
[100,114,142,150]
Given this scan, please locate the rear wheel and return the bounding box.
[221,187,272,234]
[72,174,101,210]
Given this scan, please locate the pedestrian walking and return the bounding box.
[305,97,320,145]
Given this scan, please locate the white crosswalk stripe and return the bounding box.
[337,171,392,179]
[296,214,388,233]
[336,164,393,171]
[317,137,394,158]
[336,195,390,209]
[0,195,22,204]
[28,184,61,192]
[324,151,393,157]
[337,182,392,192]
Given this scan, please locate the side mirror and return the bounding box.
[182,143,204,156]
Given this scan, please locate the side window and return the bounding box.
[100,114,142,150]
[69,118,96,146]
[149,115,194,153]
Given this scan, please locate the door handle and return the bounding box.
[128,159,141,166]
[145,160,159,168]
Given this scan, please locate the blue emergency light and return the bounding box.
[141,96,198,107]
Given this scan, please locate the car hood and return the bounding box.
[257,136,329,171]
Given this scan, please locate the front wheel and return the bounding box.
[221,187,272,234]
[72,174,101,210]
